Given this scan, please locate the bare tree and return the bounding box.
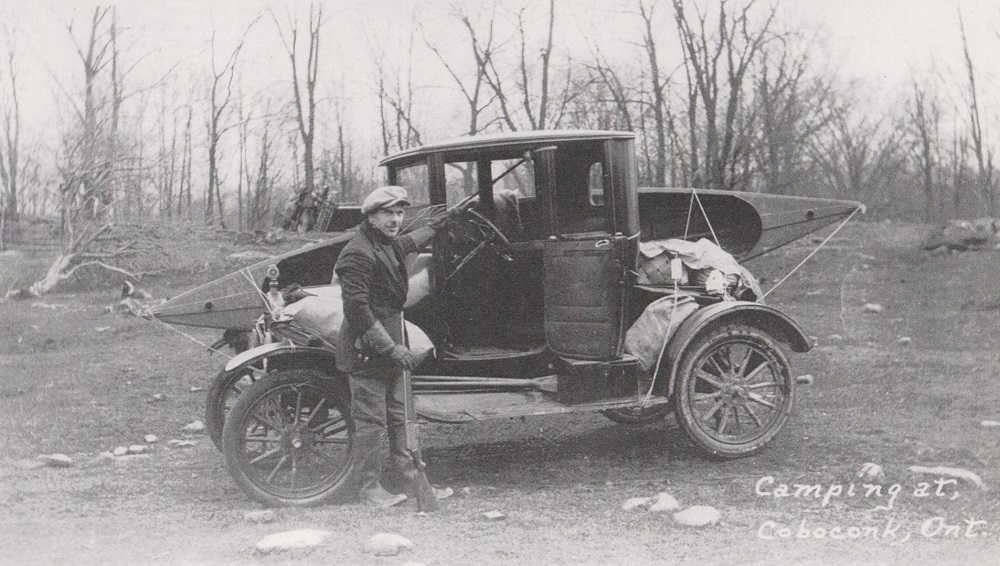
[273,5,323,232]
[959,12,994,214]
[0,24,22,250]
[205,19,257,228]
[426,6,501,136]
[904,80,943,220]
[672,0,776,189]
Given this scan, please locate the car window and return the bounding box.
[394,163,431,206]
[492,158,535,199]
[444,162,477,206]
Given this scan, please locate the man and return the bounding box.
[335,185,451,508]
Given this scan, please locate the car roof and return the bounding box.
[380,129,635,167]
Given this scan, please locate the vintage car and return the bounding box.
[149,130,863,506]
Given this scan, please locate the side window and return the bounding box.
[492,158,535,199]
[588,162,604,206]
[444,162,477,206]
[395,163,431,206]
[554,153,609,234]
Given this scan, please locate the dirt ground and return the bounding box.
[1,221,999,565]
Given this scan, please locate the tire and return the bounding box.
[674,324,794,458]
[205,366,262,451]
[601,403,671,425]
[221,369,354,507]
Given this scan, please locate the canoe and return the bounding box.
[150,190,863,331]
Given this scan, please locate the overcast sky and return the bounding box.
[2,0,999,155]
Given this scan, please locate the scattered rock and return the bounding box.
[622,497,652,511]
[144,434,159,444]
[151,394,167,402]
[127,445,148,455]
[795,374,814,385]
[897,336,912,346]
[648,492,680,513]
[94,326,111,332]
[980,420,1000,428]
[256,529,331,553]
[857,462,886,481]
[364,533,414,556]
[244,510,276,524]
[482,510,506,521]
[189,386,204,393]
[37,454,74,468]
[908,465,985,489]
[673,505,721,527]
[828,334,844,341]
[168,439,198,447]
[113,446,129,456]
[460,487,473,497]
[862,303,884,314]
[182,420,206,434]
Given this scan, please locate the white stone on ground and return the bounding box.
[168,439,198,447]
[144,434,158,443]
[256,529,331,553]
[364,533,414,556]
[908,465,985,489]
[190,386,204,392]
[862,303,884,313]
[127,445,147,454]
[622,497,651,510]
[857,462,885,481]
[673,505,721,527]
[113,446,128,456]
[37,454,73,468]
[182,420,206,433]
[897,336,912,346]
[482,510,506,521]
[648,493,680,513]
[795,374,814,385]
[981,420,1000,428]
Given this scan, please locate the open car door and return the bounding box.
[544,234,630,360]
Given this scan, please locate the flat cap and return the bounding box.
[361,185,411,214]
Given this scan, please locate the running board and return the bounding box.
[414,391,670,423]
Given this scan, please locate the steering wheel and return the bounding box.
[444,207,515,281]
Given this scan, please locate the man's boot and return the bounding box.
[350,430,406,509]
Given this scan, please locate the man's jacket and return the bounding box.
[334,221,432,373]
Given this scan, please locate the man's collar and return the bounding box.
[362,220,395,244]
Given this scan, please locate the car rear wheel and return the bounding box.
[205,366,262,450]
[674,324,793,458]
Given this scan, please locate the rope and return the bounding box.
[691,189,721,247]
[761,206,862,300]
[148,315,234,360]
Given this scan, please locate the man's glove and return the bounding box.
[427,208,454,231]
[388,345,415,371]
[428,200,475,231]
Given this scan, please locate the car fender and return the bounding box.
[224,341,338,373]
[660,301,812,398]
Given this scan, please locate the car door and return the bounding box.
[541,144,630,360]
